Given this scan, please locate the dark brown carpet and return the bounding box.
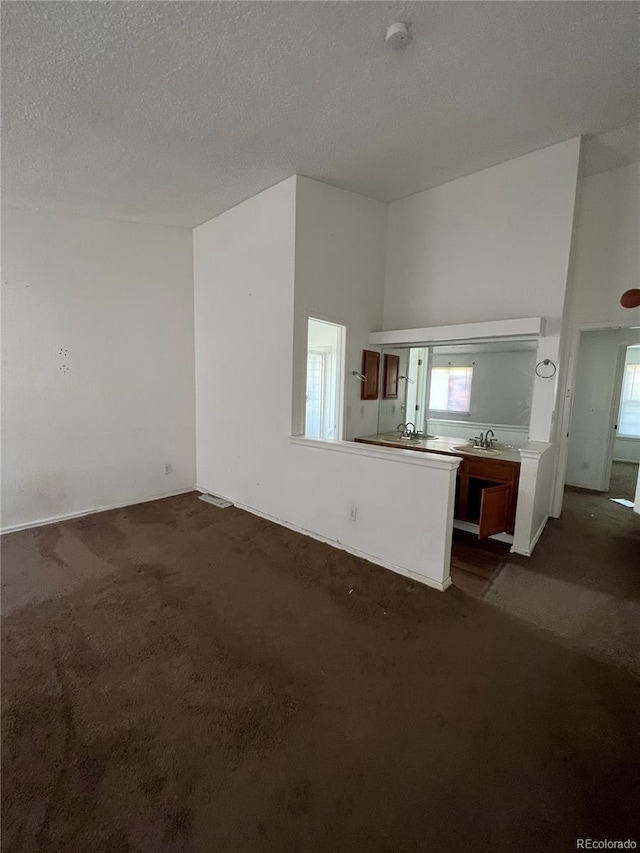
[2,493,639,852]
[609,460,639,501]
[509,462,640,602]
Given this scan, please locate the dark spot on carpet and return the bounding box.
[163,808,193,842]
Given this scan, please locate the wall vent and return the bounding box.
[199,493,233,509]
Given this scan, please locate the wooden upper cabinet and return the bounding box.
[383,354,400,399]
[361,350,380,400]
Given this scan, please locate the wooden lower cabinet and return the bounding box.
[455,457,520,538]
[352,436,520,539]
[478,483,511,538]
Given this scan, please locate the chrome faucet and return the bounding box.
[473,429,497,449]
[397,422,417,439]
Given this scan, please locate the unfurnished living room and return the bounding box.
[2,2,640,851]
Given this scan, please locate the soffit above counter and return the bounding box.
[369,317,545,348]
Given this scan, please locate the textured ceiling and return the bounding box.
[582,121,640,177]
[2,1,639,227]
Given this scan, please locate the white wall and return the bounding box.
[614,344,640,463]
[383,139,581,329]
[566,329,640,489]
[194,177,298,502]
[564,163,640,329]
[553,163,640,509]
[307,319,339,349]
[513,442,555,556]
[1,208,195,530]
[383,138,581,442]
[194,176,458,589]
[613,437,640,464]
[293,177,388,441]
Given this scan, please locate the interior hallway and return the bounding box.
[2,483,639,852]
[478,462,640,673]
[451,462,639,599]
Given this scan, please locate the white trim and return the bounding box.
[453,519,514,545]
[0,487,194,535]
[305,315,346,442]
[295,310,349,440]
[511,514,549,556]
[600,344,630,491]
[552,319,640,517]
[229,498,452,592]
[427,418,529,433]
[288,434,461,470]
[617,352,640,441]
[370,317,544,347]
[519,441,552,459]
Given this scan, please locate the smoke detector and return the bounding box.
[385,22,409,49]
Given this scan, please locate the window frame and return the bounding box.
[428,365,474,416]
[617,357,640,440]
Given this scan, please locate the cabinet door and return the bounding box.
[383,354,400,399]
[478,484,511,539]
[361,350,380,400]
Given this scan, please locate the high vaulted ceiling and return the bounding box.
[2,1,639,228]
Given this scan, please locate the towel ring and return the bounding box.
[535,359,557,379]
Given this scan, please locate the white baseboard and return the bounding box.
[227,499,451,593]
[511,514,549,557]
[0,487,195,535]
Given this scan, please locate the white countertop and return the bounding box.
[353,433,526,463]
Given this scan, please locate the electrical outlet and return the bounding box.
[349,506,357,522]
[164,463,172,475]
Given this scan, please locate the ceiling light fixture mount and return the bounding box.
[385,22,409,49]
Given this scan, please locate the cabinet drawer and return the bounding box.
[464,457,519,483]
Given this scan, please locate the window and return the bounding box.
[305,318,345,440]
[429,366,473,414]
[618,346,640,438]
[305,351,326,438]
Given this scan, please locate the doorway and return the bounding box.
[555,324,640,512]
